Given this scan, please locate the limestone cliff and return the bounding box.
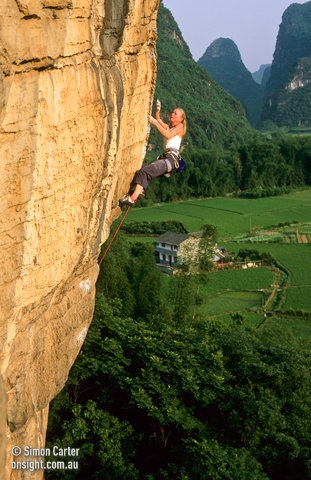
[262,1,311,127]
[0,0,160,477]
[198,38,264,126]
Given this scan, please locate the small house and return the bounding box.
[156,231,232,270]
[156,231,189,267]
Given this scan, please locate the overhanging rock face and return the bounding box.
[0,0,160,476]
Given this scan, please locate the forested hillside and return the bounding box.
[198,38,264,126]
[262,1,311,127]
[148,2,253,152]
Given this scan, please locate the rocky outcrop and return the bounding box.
[262,1,311,127]
[286,57,311,91]
[0,0,160,477]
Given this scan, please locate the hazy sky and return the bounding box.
[162,0,307,72]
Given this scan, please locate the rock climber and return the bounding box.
[119,99,187,207]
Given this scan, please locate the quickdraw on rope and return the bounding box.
[98,206,131,267]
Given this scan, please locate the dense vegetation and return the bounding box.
[264,2,311,101]
[262,2,311,128]
[262,58,311,128]
[142,133,311,205]
[46,234,311,480]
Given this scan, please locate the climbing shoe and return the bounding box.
[119,194,135,208]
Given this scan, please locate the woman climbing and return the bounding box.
[119,99,187,207]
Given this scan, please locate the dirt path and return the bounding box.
[263,268,282,311]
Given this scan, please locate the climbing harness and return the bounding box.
[98,205,131,267]
[158,148,186,176]
[158,148,180,169]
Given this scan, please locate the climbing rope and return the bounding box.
[98,206,131,267]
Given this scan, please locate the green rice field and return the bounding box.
[223,242,311,312]
[126,189,311,239]
[196,290,264,318]
[123,190,311,330]
[195,268,274,318]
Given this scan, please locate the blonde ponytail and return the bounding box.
[178,108,187,136]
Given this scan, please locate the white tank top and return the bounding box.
[165,133,182,151]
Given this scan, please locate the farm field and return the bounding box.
[196,267,274,318]
[126,189,311,238]
[196,290,264,318]
[122,190,311,333]
[285,287,311,311]
[258,314,311,343]
[201,267,274,293]
[223,242,311,312]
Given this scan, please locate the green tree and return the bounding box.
[168,273,198,325]
[215,325,311,480]
[198,224,218,272]
[97,232,135,317]
[47,296,311,480]
[131,243,162,319]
